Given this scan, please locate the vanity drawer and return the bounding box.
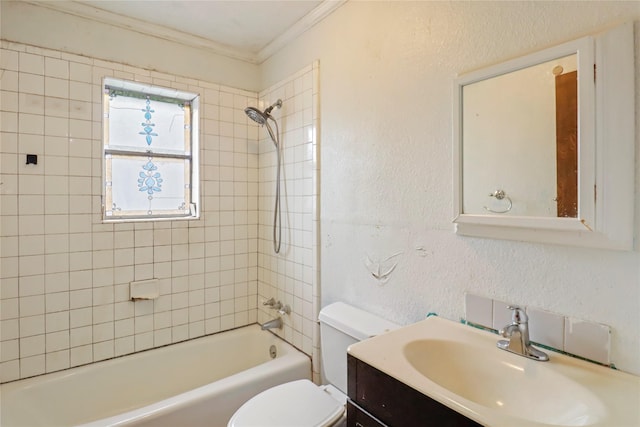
[347,355,482,427]
[347,400,387,427]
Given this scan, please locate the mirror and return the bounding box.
[462,54,578,218]
[452,23,635,250]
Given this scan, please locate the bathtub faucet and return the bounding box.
[261,317,283,330]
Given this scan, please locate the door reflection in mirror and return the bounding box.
[554,69,577,217]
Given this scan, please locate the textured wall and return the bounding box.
[260,2,640,374]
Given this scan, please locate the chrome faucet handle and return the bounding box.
[506,305,528,323]
[263,298,283,310]
[278,304,291,315]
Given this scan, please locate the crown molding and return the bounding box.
[25,0,346,65]
[26,0,259,63]
[257,0,347,63]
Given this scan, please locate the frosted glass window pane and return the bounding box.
[108,94,187,153]
[106,155,190,217]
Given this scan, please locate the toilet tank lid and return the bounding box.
[318,302,400,341]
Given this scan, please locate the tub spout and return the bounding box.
[261,317,282,330]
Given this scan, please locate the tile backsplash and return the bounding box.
[464,293,612,365]
[0,41,318,383]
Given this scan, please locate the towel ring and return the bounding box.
[484,189,512,214]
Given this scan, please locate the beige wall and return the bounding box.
[261,2,640,374]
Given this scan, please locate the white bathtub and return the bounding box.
[1,325,311,427]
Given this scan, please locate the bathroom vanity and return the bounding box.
[346,316,640,427]
[347,354,480,426]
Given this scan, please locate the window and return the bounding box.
[102,78,199,221]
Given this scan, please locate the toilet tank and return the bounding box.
[318,302,399,394]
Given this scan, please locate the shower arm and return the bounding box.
[264,99,283,115]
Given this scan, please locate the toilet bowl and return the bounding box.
[228,302,399,427]
[227,380,347,427]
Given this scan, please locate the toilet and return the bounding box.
[228,302,399,427]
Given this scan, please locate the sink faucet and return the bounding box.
[261,317,282,330]
[497,306,549,361]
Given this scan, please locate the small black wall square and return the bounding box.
[26,154,38,165]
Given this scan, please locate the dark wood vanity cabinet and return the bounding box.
[347,354,483,427]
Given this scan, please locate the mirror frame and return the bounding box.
[452,23,635,250]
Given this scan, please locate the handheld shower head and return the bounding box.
[244,99,282,125]
[244,107,268,125]
[245,99,283,146]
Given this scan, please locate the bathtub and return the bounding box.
[1,325,311,427]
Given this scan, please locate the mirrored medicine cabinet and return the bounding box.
[452,22,635,250]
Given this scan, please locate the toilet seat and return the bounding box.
[227,379,345,427]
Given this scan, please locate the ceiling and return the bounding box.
[30,0,345,64]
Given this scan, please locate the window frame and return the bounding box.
[102,78,200,222]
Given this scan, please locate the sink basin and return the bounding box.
[348,316,640,427]
[404,339,605,426]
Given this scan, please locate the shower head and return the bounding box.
[245,99,282,146]
[244,99,282,125]
[244,107,268,125]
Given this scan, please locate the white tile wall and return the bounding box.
[564,317,611,365]
[464,293,493,327]
[255,63,320,381]
[492,300,516,331]
[0,41,274,382]
[464,293,612,365]
[527,306,565,351]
